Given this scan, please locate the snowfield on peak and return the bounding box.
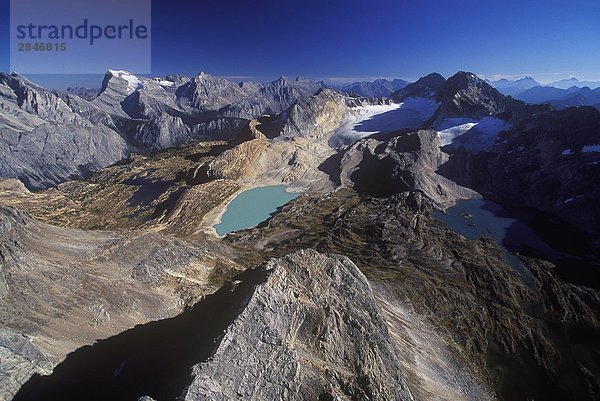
[436,120,478,146]
[108,69,142,94]
[330,97,440,147]
[440,117,510,151]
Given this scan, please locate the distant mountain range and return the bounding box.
[547,78,600,90]
[513,85,600,109]
[485,77,541,96]
[486,76,600,109]
[340,78,408,98]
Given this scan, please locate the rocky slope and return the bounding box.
[340,129,478,206]
[1,68,599,401]
[439,105,600,256]
[0,204,246,400]
[228,187,599,401]
[341,78,408,98]
[0,71,328,190]
[184,250,414,401]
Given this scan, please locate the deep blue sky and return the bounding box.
[1,0,600,88]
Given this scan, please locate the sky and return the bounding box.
[1,0,600,88]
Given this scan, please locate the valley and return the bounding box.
[0,68,599,401]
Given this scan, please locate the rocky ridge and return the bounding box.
[184,250,414,401]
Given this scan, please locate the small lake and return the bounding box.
[434,198,557,287]
[435,199,600,401]
[214,185,301,236]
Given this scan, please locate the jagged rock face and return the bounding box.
[0,327,54,399]
[93,70,144,117]
[391,73,446,100]
[282,88,350,138]
[436,72,523,119]
[176,72,248,111]
[0,73,91,127]
[65,87,100,101]
[0,73,130,189]
[184,249,414,401]
[340,130,477,206]
[440,106,600,248]
[222,76,323,119]
[391,72,523,122]
[120,77,185,120]
[133,114,192,151]
[0,204,242,400]
[0,123,128,189]
[342,78,408,98]
[95,70,185,119]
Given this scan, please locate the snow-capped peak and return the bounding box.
[108,69,142,94]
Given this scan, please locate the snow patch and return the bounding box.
[330,97,439,147]
[562,149,573,155]
[108,69,142,94]
[437,122,478,146]
[582,144,600,153]
[445,117,510,151]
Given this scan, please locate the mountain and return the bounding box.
[341,78,408,98]
[486,76,541,96]
[65,87,100,100]
[175,71,250,112]
[221,76,324,119]
[550,87,600,109]
[392,71,522,121]
[391,72,446,99]
[513,85,579,103]
[436,71,521,118]
[513,85,600,109]
[0,70,329,189]
[1,68,600,401]
[0,72,129,188]
[548,77,600,89]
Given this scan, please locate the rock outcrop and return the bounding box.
[222,76,324,119]
[184,249,414,401]
[340,129,477,206]
[342,78,408,98]
[0,205,242,400]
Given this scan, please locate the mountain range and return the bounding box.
[340,78,408,97]
[0,68,599,401]
[487,76,600,109]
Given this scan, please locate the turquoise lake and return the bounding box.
[214,185,300,236]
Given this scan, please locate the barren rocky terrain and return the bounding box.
[1,70,599,401]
